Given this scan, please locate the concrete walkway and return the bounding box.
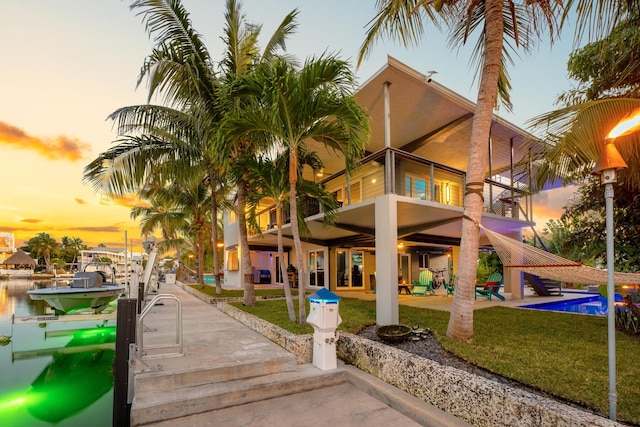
[130,283,471,426]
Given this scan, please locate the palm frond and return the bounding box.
[528,98,640,191]
[358,0,440,67]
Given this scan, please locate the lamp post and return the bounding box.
[592,107,640,420]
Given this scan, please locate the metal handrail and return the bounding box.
[136,294,183,359]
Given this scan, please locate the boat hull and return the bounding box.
[28,285,126,313]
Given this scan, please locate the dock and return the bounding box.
[129,282,469,426]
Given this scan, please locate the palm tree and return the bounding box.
[528,5,640,192]
[61,236,85,269]
[245,150,341,323]
[214,0,299,306]
[529,98,640,192]
[358,0,563,341]
[135,173,211,284]
[27,232,59,273]
[93,0,298,306]
[220,55,370,324]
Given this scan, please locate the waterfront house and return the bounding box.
[223,57,544,323]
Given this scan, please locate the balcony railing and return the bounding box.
[250,147,532,231]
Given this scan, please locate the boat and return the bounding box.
[27,269,126,314]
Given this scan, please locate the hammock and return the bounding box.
[481,226,640,285]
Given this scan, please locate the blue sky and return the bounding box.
[0,1,580,246]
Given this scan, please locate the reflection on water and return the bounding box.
[0,278,114,427]
[0,278,50,318]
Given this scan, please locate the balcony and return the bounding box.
[250,147,532,233]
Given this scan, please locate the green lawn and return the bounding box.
[230,296,640,424]
[190,285,303,299]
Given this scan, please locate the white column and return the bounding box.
[375,194,398,324]
[503,230,524,299]
[384,81,391,148]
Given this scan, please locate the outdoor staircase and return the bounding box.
[523,272,563,296]
[128,292,348,426]
[131,354,347,425]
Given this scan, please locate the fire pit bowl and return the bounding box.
[376,324,412,344]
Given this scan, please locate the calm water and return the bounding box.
[0,278,115,426]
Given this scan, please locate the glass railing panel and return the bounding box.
[394,154,464,207]
[323,160,385,206]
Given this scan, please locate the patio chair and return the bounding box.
[475,272,505,301]
[445,275,456,297]
[412,270,435,296]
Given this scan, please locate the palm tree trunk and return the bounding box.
[197,230,205,285]
[211,181,222,295]
[277,203,296,322]
[289,154,307,325]
[446,0,503,342]
[238,180,255,305]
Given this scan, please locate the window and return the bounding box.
[405,175,427,200]
[418,253,430,269]
[227,248,239,271]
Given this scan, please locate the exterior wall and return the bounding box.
[503,230,524,299]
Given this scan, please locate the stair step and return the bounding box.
[134,353,297,394]
[131,364,347,426]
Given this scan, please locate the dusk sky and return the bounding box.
[1,1,580,249]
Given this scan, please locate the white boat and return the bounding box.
[28,270,126,314]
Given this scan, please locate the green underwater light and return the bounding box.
[0,391,28,411]
[21,324,117,423]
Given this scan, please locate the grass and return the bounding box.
[228,296,640,424]
[189,284,301,299]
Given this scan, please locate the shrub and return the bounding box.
[615,294,640,335]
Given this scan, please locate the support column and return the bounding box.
[503,230,524,300]
[383,81,391,148]
[375,195,398,325]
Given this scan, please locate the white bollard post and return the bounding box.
[306,288,342,370]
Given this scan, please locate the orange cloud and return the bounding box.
[113,194,149,209]
[20,218,42,224]
[67,226,123,233]
[75,198,87,205]
[0,120,92,161]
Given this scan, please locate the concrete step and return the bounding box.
[131,364,347,426]
[134,352,298,394]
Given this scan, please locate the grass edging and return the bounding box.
[337,333,620,427]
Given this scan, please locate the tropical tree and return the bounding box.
[359,0,563,341]
[220,55,369,324]
[26,232,59,273]
[214,1,299,305]
[529,1,640,193]
[245,150,340,323]
[60,236,86,268]
[539,174,640,272]
[137,173,211,283]
[558,16,640,105]
[96,0,298,305]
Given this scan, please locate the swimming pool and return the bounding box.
[520,293,623,316]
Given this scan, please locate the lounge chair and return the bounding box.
[412,270,435,296]
[475,272,505,301]
[445,275,456,297]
